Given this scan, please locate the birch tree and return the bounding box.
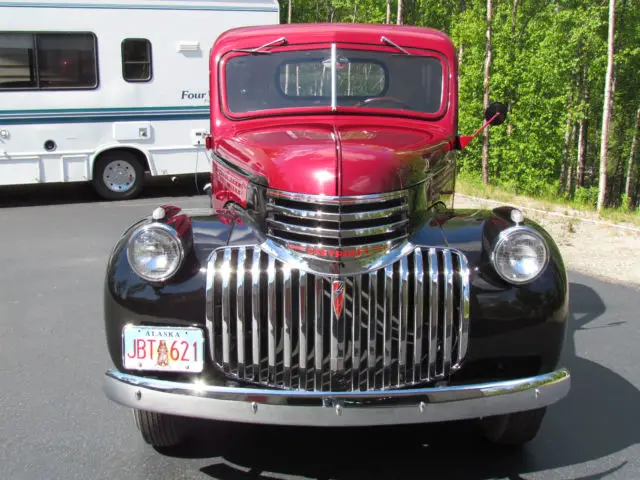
[597,0,616,212]
[481,0,493,185]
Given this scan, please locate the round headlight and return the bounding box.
[492,227,549,284]
[126,223,184,282]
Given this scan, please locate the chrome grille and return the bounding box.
[266,190,410,248]
[206,246,470,392]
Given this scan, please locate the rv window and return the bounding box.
[0,32,97,90]
[122,39,152,82]
[37,33,98,89]
[0,34,36,89]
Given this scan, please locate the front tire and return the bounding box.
[479,407,547,446]
[92,150,145,200]
[133,409,191,447]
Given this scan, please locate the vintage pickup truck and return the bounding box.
[102,23,571,449]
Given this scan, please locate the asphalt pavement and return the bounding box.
[1,180,638,480]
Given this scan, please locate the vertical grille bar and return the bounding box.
[283,266,293,388]
[352,275,362,390]
[367,272,377,390]
[398,256,409,386]
[207,245,470,393]
[205,250,217,364]
[413,249,424,383]
[428,248,439,380]
[267,255,276,383]
[299,271,308,389]
[383,264,393,386]
[314,276,323,390]
[221,248,232,373]
[442,250,454,375]
[251,249,261,382]
[457,252,471,367]
[236,247,246,377]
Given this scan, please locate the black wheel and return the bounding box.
[479,407,547,446]
[92,150,145,200]
[133,409,191,447]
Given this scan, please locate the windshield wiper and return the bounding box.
[381,36,411,55]
[231,36,287,55]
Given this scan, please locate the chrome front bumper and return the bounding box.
[103,368,570,427]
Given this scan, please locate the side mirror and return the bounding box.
[484,102,508,126]
[453,101,508,151]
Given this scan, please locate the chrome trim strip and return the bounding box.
[221,249,231,372]
[442,250,454,375]
[267,255,276,383]
[104,368,571,427]
[251,249,261,382]
[205,250,216,363]
[237,248,246,377]
[299,270,308,390]
[267,189,408,205]
[267,219,408,239]
[267,204,408,222]
[413,249,424,383]
[383,264,393,386]
[457,253,471,368]
[352,275,362,389]
[367,272,377,390]
[428,248,438,381]
[283,265,293,388]
[330,43,337,111]
[314,276,323,390]
[398,255,409,386]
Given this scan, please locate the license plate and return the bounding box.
[122,325,204,373]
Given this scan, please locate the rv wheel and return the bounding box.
[93,151,144,200]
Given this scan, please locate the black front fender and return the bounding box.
[103,205,240,375]
[417,205,570,383]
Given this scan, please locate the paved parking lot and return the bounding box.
[1,181,639,480]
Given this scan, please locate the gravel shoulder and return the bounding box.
[454,193,640,291]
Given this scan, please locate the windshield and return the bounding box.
[224,45,445,116]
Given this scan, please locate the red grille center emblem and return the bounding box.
[332,280,345,318]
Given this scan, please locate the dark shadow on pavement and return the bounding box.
[156,281,638,480]
[0,174,210,208]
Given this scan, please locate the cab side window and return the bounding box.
[122,38,152,82]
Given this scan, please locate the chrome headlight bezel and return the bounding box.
[490,226,549,285]
[126,222,185,282]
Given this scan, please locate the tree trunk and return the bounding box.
[397,0,403,25]
[482,0,493,185]
[352,0,357,22]
[287,0,292,23]
[625,107,640,198]
[576,79,589,188]
[386,0,392,23]
[597,0,616,212]
[567,164,574,196]
[560,88,575,190]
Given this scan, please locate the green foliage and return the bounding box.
[574,186,599,208]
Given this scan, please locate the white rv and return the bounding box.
[0,0,280,200]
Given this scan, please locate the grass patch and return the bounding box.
[455,174,640,228]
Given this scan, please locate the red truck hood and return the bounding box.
[214,121,451,196]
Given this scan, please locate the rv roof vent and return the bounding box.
[177,41,200,53]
